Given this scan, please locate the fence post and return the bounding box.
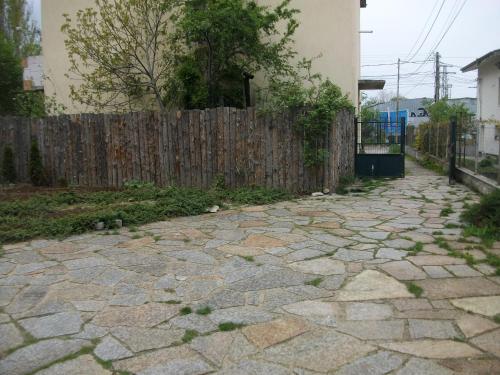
[449,116,457,185]
[354,116,358,163]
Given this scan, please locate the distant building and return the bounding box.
[462,50,500,157]
[372,97,477,127]
[22,56,44,92]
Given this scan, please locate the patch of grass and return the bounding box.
[305,277,324,287]
[462,226,496,248]
[440,207,454,217]
[433,231,444,235]
[111,229,119,235]
[453,336,466,343]
[485,253,500,275]
[445,223,461,229]
[240,255,255,262]
[131,234,142,239]
[0,185,292,245]
[25,346,94,374]
[153,235,162,242]
[407,282,423,298]
[180,307,192,315]
[408,242,424,256]
[182,329,199,343]
[162,300,181,305]
[493,314,500,324]
[435,237,451,251]
[196,306,212,315]
[218,322,245,332]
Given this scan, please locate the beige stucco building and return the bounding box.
[42,0,366,114]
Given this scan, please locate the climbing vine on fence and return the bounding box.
[258,59,354,167]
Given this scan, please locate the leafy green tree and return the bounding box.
[168,0,299,109]
[61,0,180,113]
[14,91,67,118]
[0,0,41,57]
[1,145,16,183]
[0,34,22,115]
[426,99,472,123]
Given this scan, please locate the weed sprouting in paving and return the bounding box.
[493,314,500,324]
[182,329,199,343]
[407,282,423,298]
[305,278,324,287]
[440,207,454,217]
[407,242,423,256]
[218,322,245,332]
[153,235,162,242]
[162,300,181,305]
[445,223,461,229]
[240,256,255,262]
[196,306,212,315]
[180,307,192,315]
[131,234,142,239]
[432,231,443,235]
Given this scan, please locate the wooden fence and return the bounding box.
[0,108,354,193]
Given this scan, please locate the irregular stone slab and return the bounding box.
[242,234,287,248]
[311,234,353,247]
[111,327,184,352]
[189,331,235,366]
[168,250,217,265]
[333,249,373,262]
[470,329,500,357]
[0,338,90,375]
[264,328,375,373]
[113,346,209,374]
[336,320,404,340]
[376,248,407,260]
[456,314,498,338]
[218,245,264,257]
[217,360,290,375]
[213,230,246,241]
[407,255,466,266]
[396,358,454,375]
[320,274,346,290]
[415,278,500,299]
[94,336,133,361]
[445,265,482,277]
[437,358,500,375]
[282,300,338,326]
[4,285,47,314]
[209,306,274,325]
[228,269,307,292]
[242,317,309,349]
[19,311,83,338]
[0,323,23,353]
[169,314,218,334]
[380,340,482,359]
[345,302,393,320]
[36,354,111,375]
[379,261,426,281]
[392,298,433,311]
[450,296,500,317]
[289,258,345,276]
[336,351,404,375]
[423,265,453,279]
[335,270,413,301]
[63,257,111,270]
[383,239,416,250]
[285,249,325,262]
[362,231,390,240]
[409,319,459,339]
[14,261,57,275]
[92,303,178,328]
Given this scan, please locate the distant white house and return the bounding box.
[462,49,500,157]
[22,56,44,92]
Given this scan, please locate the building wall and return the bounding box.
[478,56,500,121]
[23,56,44,91]
[42,0,360,113]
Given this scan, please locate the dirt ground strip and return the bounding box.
[1,159,499,375]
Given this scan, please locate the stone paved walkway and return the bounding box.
[1,159,500,374]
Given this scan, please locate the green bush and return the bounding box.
[1,146,16,183]
[29,140,47,186]
[479,157,495,169]
[462,189,500,229]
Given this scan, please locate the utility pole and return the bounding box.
[434,52,440,102]
[396,58,401,139]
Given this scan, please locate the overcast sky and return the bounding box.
[30,0,498,100]
[361,0,500,100]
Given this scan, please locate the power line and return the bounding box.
[429,0,469,53]
[405,0,441,59]
[361,60,432,67]
[406,0,447,61]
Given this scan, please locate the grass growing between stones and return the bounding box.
[196,306,212,315]
[408,242,424,256]
[440,207,454,217]
[0,185,293,244]
[407,282,423,298]
[25,346,95,375]
[240,256,255,262]
[305,278,324,287]
[493,314,500,324]
[218,322,245,332]
[182,330,199,343]
[180,307,192,315]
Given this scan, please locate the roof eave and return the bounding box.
[461,49,500,73]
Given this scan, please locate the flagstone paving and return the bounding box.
[1,159,500,374]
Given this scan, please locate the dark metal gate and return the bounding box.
[355,118,406,178]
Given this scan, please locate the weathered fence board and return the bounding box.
[0,108,354,193]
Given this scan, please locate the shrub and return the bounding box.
[29,140,47,186]
[1,146,16,183]
[461,189,500,231]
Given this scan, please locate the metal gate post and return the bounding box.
[400,117,406,178]
[354,116,358,169]
[449,116,457,185]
